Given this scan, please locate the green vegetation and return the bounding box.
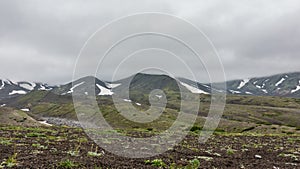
[5,90,300,135]
[226,147,236,155]
[186,159,200,169]
[0,152,18,168]
[26,132,46,138]
[0,138,12,145]
[278,153,298,161]
[0,78,300,168]
[0,124,298,168]
[58,159,78,168]
[145,159,166,168]
[67,141,81,157]
[87,144,102,157]
[32,143,47,149]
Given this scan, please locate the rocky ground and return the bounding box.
[0,125,299,168]
[40,117,81,128]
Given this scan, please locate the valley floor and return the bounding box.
[0,125,299,168]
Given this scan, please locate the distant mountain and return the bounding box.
[176,77,211,94]
[50,73,206,99]
[0,79,52,100]
[113,73,180,95]
[220,72,300,98]
[178,72,300,98]
[111,73,187,103]
[50,76,116,96]
[0,72,300,104]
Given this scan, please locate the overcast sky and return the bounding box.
[0,0,299,84]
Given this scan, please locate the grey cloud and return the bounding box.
[0,0,299,84]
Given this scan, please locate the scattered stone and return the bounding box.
[285,162,297,166]
[197,156,213,161]
[255,155,262,159]
[41,117,81,127]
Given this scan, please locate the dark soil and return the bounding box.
[0,125,299,168]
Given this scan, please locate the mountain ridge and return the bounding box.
[0,72,300,102]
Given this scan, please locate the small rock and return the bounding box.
[285,162,297,166]
[197,156,213,161]
[255,155,262,159]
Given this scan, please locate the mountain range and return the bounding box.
[0,72,300,105]
[0,79,52,101]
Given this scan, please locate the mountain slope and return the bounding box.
[1,71,300,104]
[0,107,47,126]
[1,73,300,131]
[220,72,300,97]
[177,77,211,94]
[0,79,52,100]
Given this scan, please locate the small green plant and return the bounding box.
[185,159,200,169]
[278,153,298,161]
[226,147,235,155]
[88,151,102,157]
[87,144,102,157]
[58,159,77,168]
[26,132,46,138]
[145,159,166,168]
[0,139,12,146]
[67,141,82,157]
[0,153,18,168]
[32,143,47,149]
[67,150,79,157]
[144,159,151,164]
[152,159,166,168]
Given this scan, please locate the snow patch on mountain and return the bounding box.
[291,80,300,93]
[237,79,250,89]
[2,79,12,85]
[123,99,132,102]
[229,90,241,94]
[39,121,52,126]
[20,108,30,112]
[19,82,36,91]
[275,78,286,87]
[202,84,210,88]
[0,80,4,90]
[67,82,85,94]
[179,81,209,94]
[0,79,15,89]
[9,90,27,95]
[106,83,121,89]
[96,84,113,95]
[256,83,266,89]
[135,102,141,106]
[155,95,162,99]
[38,84,52,91]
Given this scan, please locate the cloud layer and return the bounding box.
[0,0,299,84]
